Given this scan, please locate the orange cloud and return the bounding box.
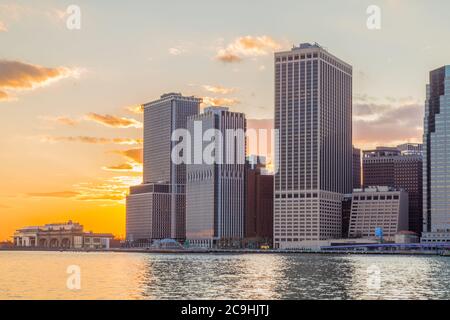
[27,191,80,198]
[202,85,236,95]
[42,136,142,145]
[74,176,142,203]
[124,104,144,114]
[112,148,143,164]
[202,96,240,107]
[102,161,142,173]
[216,35,281,63]
[0,59,82,101]
[85,113,142,128]
[0,90,8,101]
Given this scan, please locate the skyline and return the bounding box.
[2,0,450,241]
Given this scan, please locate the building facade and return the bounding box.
[13,221,113,249]
[348,187,409,241]
[274,43,352,249]
[353,147,361,189]
[245,158,274,246]
[362,145,423,234]
[186,107,246,247]
[422,66,450,243]
[126,184,171,242]
[126,93,201,242]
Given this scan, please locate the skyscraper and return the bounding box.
[362,145,423,234]
[126,93,201,242]
[422,66,450,243]
[186,107,246,248]
[274,43,352,249]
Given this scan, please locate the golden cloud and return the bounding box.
[85,113,143,128]
[216,35,281,63]
[202,96,240,107]
[102,161,142,173]
[0,90,8,101]
[42,136,142,145]
[0,59,82,101]
[74,176,142,203]
[112,148,143,164]
[27,191,80,198]
[202,85,236,95]
[124,104,144,114]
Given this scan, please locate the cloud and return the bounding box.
[27,191,80,198]
[0,90,8,101]
[85,113,142,128]
[202,85,236,95]
[102,161,142,173]
[0,21,7,32]
[216,35,281,63]
[353,102,423,148]
[40,116,79,126]
[0,59,82,101]
[169,47,187,56]
[112,148,143,164]
[73,176,142,203]
[124,104,144,114]
[41,136,142,145]
[202,96,240,107]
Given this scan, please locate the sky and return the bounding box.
[1,0,449,241]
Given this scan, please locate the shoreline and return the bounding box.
[0,247,447,257]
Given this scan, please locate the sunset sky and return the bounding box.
[1,0,450,241]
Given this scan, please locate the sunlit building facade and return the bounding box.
[126,93,201,242]
[186,107,246,247]
[273,43,353,249]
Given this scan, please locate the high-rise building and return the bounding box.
[353,147,361,189]
[245,157,274,245]
[348,187,409,241]
[126,93,201,242]
[362,145,423,234]
[422,66,450,243]
[274,43,353,249]
[186,106,246,248]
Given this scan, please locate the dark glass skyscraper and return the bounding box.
[422,66,450,243]
[274,43,352,249]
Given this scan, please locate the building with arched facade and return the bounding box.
[13,221,113,249]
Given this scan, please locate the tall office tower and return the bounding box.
[362,146,423,234]
[245,157,274,246]
[422,66,450,243]
[274,43,352,249]
[186,107,246,248]
[353,147,361,189]
[126,93,200,242]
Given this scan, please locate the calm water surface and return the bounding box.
[0,251,448,299]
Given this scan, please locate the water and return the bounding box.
[0,251,448,299]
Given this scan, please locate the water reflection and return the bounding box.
[0,251,448,300]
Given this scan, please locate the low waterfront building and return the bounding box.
[348,187,409,241]
[13,221,113,249]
